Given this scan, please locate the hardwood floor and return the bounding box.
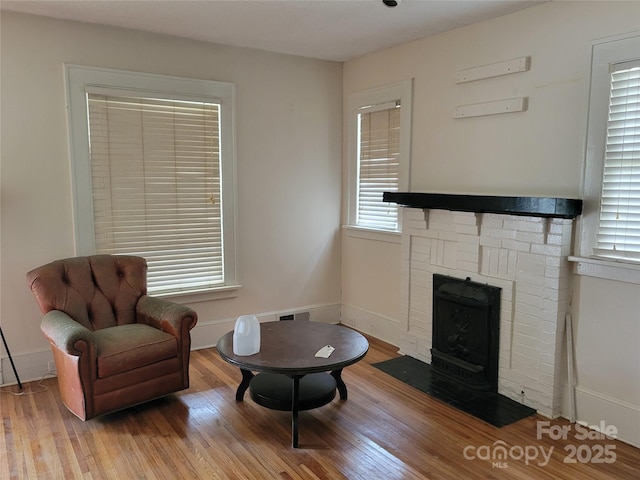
[2,332,639,479]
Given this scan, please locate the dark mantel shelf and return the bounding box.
[383,192,583,219]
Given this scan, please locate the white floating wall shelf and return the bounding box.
[454,97,528,119]
[456,57,530,84]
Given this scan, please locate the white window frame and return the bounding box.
[574,34,640,284]
[345,79,412,240]
[65,65,239,301]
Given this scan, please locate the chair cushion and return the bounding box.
[95,324,177,378]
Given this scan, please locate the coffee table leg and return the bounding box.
[291,375,301,448]
[331,369,348,400]
[236,369,254,401]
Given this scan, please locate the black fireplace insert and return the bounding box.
[431,274,501,392]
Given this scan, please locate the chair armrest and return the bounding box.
[40,310,94,356]
[136,295,198,337]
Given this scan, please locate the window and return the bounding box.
[595,60,640,259]
[357,102,401,230]
[346,80,412,233]
[66,65,237,297]
[579,35,640,264]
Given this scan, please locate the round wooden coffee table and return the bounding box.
[216,321,369,447]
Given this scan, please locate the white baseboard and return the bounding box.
[1,303,341,386]
[340,304,402,348]
[0,348,54,386]
[560,383,640,448]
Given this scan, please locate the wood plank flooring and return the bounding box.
[2,332,639,479]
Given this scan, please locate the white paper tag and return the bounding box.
[315,345,335,358]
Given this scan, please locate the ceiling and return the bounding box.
[1,0,547,62]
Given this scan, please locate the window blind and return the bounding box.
[595,61,640,260]
[357,103,401,231]
[87,93,224,294]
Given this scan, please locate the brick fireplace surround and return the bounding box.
[391,196,580,418]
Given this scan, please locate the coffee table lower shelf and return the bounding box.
[250,372,337,411]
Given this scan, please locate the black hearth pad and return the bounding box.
[373,356,535,428]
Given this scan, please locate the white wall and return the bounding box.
[568,274,640,446]
[341,231,402,344]
[341,1,640,445]
[0,12,343,381]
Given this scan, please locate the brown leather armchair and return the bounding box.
[26,255,198,420]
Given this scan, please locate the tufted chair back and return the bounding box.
[27,255,147,331]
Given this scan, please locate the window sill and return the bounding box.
[343,225,401,244]
[155,284,242,304]
[568,256,640,285]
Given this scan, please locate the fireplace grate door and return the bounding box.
[431,275,501,392]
